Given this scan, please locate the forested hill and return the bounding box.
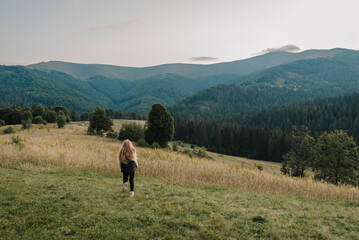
[225,91,359,141]
[169,49,359,120]
[0,66,198,114]
[0,66,114,112]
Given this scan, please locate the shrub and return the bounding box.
[183,149,193,158]
[152,142,161,149]
[255,164,264,171]
[56,111,67,128]
[172,142,178,151]
[33,116,47,125]
[21,120,32,130]
[194,147,210,159]
[118,122,144,142]
[137,138,150,147]
[12,135,22,144]
[3,126,15,134]
[176,140,185,147]
[106,129,119,139]
[0,119,5,127]
[11,136,25,149]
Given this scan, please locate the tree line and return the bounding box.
[0,105,145,129]
[174,119,359,186]
[88,104,174,148]
[225,91,359,143]
[282,126,359,186]
[174,119,291,162]
[0,105,72,129]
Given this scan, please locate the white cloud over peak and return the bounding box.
[190,56,219,62]
[256,44,301,55]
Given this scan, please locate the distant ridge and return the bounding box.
[169,48,359,120]
[28,48,354,80]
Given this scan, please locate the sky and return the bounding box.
[0,0,358,67]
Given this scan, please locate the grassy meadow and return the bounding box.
[1,122,359,239]
[112,119,146,132]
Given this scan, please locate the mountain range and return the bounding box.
[1,48,359,116]
[169,48,359,120]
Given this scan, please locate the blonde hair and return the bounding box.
[118,139,136,164]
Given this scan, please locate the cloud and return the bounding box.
[90,20,139,32]
[190,56,219,62]
[256,44,301,55]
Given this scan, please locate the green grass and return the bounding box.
[1,167,359,239]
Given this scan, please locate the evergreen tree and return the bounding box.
[88,106,113,135]
[281,126,315,177]
[70,110,80,121]
[145,103,174,147]
[312,130,359,186]
[80,112,90,121]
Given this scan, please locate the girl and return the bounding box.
[118,139,138,196]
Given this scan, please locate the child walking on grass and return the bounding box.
[118,139,138,196]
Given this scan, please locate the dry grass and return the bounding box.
[1,123,359,202]
[207,151,282,175]
[112,119,146,131]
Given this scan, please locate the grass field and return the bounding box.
[112,119,146,132]
[1,122,359,239]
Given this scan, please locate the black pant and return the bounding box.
[123,172,135,191]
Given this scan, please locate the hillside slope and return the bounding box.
[2,167,358,239]
[225,90,359,141]
[87,74,202,114]
[0,66,198,114]
[0,66,114,112]
[1,123,359,239]
[169,50,359,120]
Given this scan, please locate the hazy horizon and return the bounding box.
[1,0,359,67]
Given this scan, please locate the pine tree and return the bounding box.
[88,106,113,135]
[281,126,315,177]
[145,103,174,147]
